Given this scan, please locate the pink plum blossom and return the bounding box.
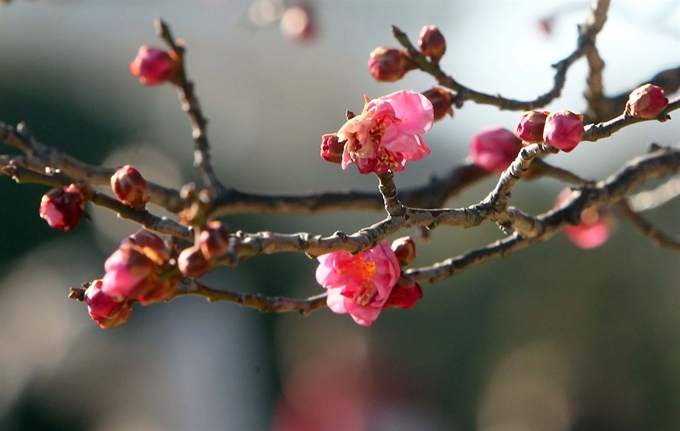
[39,184,91,231]
[316,242,401,326]
[469,127,522,173]
[333,90,433,175]
[129,46,179,86]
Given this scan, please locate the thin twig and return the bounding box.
[628,176,680,212]
[617,200,680,251]
[155,18,224,194]
[391,0,610,111]
[175,279,328,315]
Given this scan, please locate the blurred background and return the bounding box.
[1,0,679,430]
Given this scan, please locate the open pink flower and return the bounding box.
[316,242,401,326]
[334,90,433,175]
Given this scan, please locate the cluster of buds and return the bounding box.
[177,220,231,278]
[39,183,92,231]
[315,236,423,326]
[111,165,150,210]
[626,84,668,119]
[514,110,584,152]
[469,127,523,173]
[129,46,180,86]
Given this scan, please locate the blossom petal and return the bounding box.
[377,90,433,135]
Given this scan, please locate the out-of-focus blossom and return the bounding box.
[281,3,316,43]
[329,90,433,175]
[39,183,91,231]
[469,127,522,173]
[316,242,401,326]
[85,280,133,329]
[178,244,210,278]
[111,165,149,210]
[542,110,584,152]
[129,46,179,86]
[367,47,415,82]
[626,84,668,119]
[418,25,446,64]
[515,110,549,144]
[556,188,614,249]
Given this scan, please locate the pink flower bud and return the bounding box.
[85,280,133,329]
[199,220,231,260]
[129,46,179,86]
[101,246,159,300]
[178,245,210,278]
[320,133,345,164]
[122,229,170,262]
[515,110,549,144]
[111,165,149,210]
[367,47,414,82]
[626,84,668,119]
[542,110,584,152]
[418,25,446,64]
[39,184,90,231]
[555,188,614,249]
[422,87,454,122]
[385,275,423,310]
[391,236,417,266]
[469,127,522,173]
[280,4,316,43]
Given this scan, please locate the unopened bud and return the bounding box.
[178,245,210,278]
[320,133,345,164]
[138,276,179,306]
[469,127,522,173]
[385,275,423,310]
[542,110,584,152]
[391,236,417,266]
[111,165,149,210]
[626,84,668,119]
[199,220,231,260]
[367,47,414,82]
[39,184,90,231]
[418,25,446,64]
[515,110,549,144]
[422,87,454,122]
[85,280,133,329]
[129,46,180,86]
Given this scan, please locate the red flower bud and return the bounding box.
[85,280,133,329]
[391,236,417,266]
[469,127,522,173]
[111,165,149,210]
[626,84,668,119]
[199,220,231,260]
[422,87,454,122]
[367,47,414,82]
[129,46,179,86]
[515,110,549,144]
[280,4,316,43]
[178,245,210,278]
[542,110,584,152]
[137,276,179,306]
[320,133,345,164]
[39,184,90,231]
[385,276,423,310]
[418,25,446,64]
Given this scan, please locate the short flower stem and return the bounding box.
[376,171,406,217]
